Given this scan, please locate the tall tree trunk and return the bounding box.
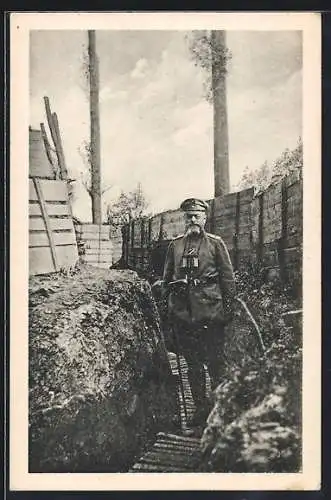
[211,30,230,198]
[88,30,102,224]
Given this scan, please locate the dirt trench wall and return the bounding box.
[29,266,177,472]
[199,279,302,473]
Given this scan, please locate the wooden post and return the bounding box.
[130,219,134,267]
[40,122,56,176]
[159,213,165,241]
[211,30,230,198]
[52,112,68,180]
[207,198,216,234]
[278,179,288,282]
[121,224,128,266]
[33,178,59,272]
[148,218,152,247]
[43,97,68,180]
[131,220,135,249]
[139,218,144,271]
[233,191,240,270]
[88,30,102,225]
[44,96,58,150]
[147,218,152,273]
[140,218,145,248]
[257,193,264,265]
[249,201,254,267]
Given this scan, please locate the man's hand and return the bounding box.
[151,279,165,300]
[152,279,164,290]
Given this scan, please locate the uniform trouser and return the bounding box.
[172,320,226,410]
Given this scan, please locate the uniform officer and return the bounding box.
[162,198,236,426]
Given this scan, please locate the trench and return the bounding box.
[124,250,211,472]
[29,261,302,474]
[126,267,302,473]
[128,353,209,472]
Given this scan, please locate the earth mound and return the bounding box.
[29,266,177,472]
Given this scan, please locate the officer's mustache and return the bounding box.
[185,224,202,235]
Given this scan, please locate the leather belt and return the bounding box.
[191,274,219,286]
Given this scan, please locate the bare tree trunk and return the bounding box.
[211,30,230,198]
[88,30,102,224]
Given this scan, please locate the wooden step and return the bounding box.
[129,432,202,473]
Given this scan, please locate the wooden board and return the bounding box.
[29,230,76,247]
[29,179,69,202]
[223,192,238,206]
[82,240,112,250]
[29,202,70,217]
[150,214,162,240]
[133,221,142,248]
[237,235,251,250]
[29,245,78,276]
[83,248,112,257]
[141,218,150,248]
[83,254,112,263]
[75,231,110,241]
[29,216,74,232]
[238,187,254,204]
[163,209,183,224]
[75,224,110,241]
[29,179,78,275]
[284,170,301,188]
[29,129,55,179]
[237,214,251,226]
[75,224,110,235]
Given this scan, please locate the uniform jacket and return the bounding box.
[163,231,236,325]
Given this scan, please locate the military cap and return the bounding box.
[180,198,209,212]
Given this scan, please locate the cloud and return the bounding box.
[93,35,214,213]
[130,58,149,79]
[172,102,212,146]
[228,68,302,187]
[100,87,128,102]
[30,31,302,217]
[227,31,302,90]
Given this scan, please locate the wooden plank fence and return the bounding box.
[75,224,113,269]
[29,179,78,276]
[122,171,303,286]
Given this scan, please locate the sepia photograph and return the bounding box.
[10,12,321,491]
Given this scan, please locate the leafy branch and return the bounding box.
[78,140,112,198]
[186,30,232,103]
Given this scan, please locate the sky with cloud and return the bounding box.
[30,30,302,221]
